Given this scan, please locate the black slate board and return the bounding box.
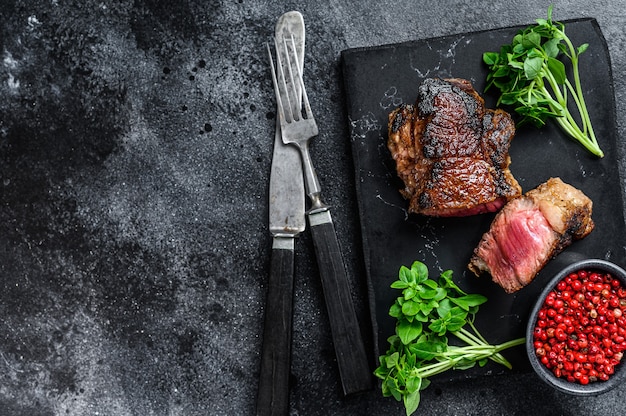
[341,18,626,376]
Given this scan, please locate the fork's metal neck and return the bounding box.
[307,192,328,214]
[296,141,328,213]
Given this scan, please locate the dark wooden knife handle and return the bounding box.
[308,209,373,396]
[256,239,295,416]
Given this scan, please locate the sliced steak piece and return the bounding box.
[388,78,522,217]
[468,177,594,293]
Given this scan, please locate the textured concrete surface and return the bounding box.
[1,0,626,415]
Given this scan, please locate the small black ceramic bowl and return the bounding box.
[526,258,626,395]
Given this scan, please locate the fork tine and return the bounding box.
[286,34,303,112]
[287,34,314,122]
[280,36,300,122]
[273,37,295,124]
[266,41,288,124]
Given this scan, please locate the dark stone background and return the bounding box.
[1,1,625,415]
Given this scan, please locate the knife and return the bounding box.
[272,13,373,396]
[256,11,305,416]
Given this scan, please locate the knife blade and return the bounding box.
[256,11,305,416]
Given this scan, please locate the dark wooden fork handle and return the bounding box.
[308,209,373,396]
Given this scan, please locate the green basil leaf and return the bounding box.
[399,266,411,283]
[389,302,402,318]
[547,56,566,84]
[374,365,388,380]
[409,340,447,360]
[483,52,499,65]
[490,65,507,78]
[398,319,422,344]
[468,305,481,315]
[418,288,438,299]
[409,342,436,360]
[428,318,447,336]
[507,59,524,71]
[387,334,401,348]
[418,301,433,315]
[523,56,543,80]
[406,351,416,368]
[450,294,487,310]
[433,287,447,302]
[522,31,541,49]
[543,38,561,58]
[405,375,422,394]
[412,310,427,322]
[385,351,399,368]
[436,298,453,318]
[422,279,438,289]
[498,92,520,105]
[391,280,409,289]
[379,378,390,396]
[385,378,402,401]
[397,367,407,385]
[402,300,420,316]
[410,261,429,283]
[404,390,421,415]
[446,316,466,332]
[403,287,417,300]
[449,306,468,318]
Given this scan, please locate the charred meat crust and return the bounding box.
[387,77,521,217]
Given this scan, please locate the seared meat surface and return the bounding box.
[469,177,594,293]
[388,78,522,217]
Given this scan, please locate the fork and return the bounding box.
[268,36,324,212]
[267,35,373,396]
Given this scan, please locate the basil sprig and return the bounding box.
[375,261,525,415]
[483,5,603,157]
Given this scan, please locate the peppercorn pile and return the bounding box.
[533,269,626,385]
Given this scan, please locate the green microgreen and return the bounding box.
[374,261,525,415]
[482,5,603,157]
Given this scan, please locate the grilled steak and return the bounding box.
[469,177,594,293]
[388,78,522,217]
